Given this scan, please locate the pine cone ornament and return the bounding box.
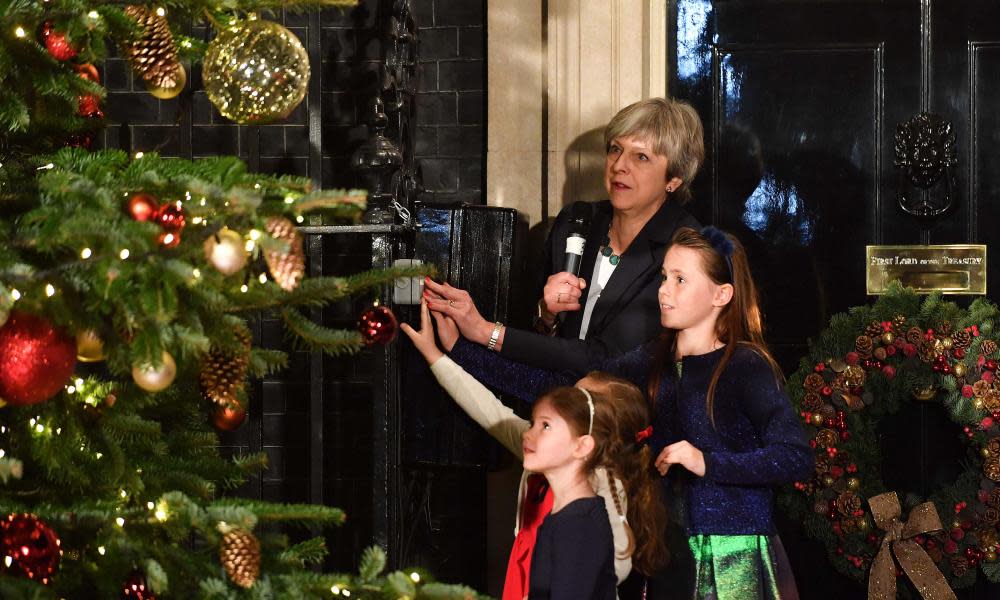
[919,339,940,363]
[985,458,1000,482]
[815,429,838,448]
[940,320,953,335]
[985,390,1000,412]
[983,340,998,357]
[802,392,824,411]
[865,321,883,337]
[124,6,185,94]
[952,330,972,349]
[199,329,251,406]
[835,492,861,516]
[264,217,305,291]
[988,438,1000,457]
[893,314,907,329]
[990,488,1000,509]
[220,528,260,589]
[803,373,825,393]
[855,335,874,358]
[951,556,970,578]
[906,326,924,345]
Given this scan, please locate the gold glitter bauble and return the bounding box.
[987,551,998,562]
[131,351,177,392]
[954,362,967,378]
[975,398,987,410]
[847,477,860,490]
[881,331,895,345]
[822,474,835,487]
[203,228,248,275]
[942,337,954,350]
[147,63,186,99]
[810,413,825,426]
[76,329,105,362]
[202,18,310,125]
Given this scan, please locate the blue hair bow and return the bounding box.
[700,226,734,281]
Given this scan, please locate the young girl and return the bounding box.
[402,300,667,599]
[428,226,814,600]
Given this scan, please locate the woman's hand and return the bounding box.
[541,272,587,316]
[400,299,444,364]
[423,277,495,346]
[654,441,706,477]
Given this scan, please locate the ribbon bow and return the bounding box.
[635,426,653,443]
[867,492,956,600]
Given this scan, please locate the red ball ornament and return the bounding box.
[903,343,917,357]
[121,569,156,599]
[126,193,159,222]
[78,95,101,118]
[153,202,185,234]
[881,365,896,379]
[987,359,998,371]
[40,21,77,61]
[357,305,398,346]
[211,400,247,432]
[846,351,859,365]
[0,313,77,406]
[74,63,100,83]
[962,384,974,398]
[0,514,61,583]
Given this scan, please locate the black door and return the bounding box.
[670,1,1000,598]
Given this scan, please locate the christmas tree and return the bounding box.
[0,1,481,597]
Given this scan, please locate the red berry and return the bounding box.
[846,352,859,365]
[962,384,975,398]
[981,417,994,429]
[881,364,896,379]
[815,363,825,372]
[903,343,917,357]
[840,431,851,441]
[955,348,966,359]
[951,528,965,541]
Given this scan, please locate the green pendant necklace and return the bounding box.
[600,232,622,266]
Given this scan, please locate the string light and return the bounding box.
[4,556,12,568]
[87,10,98,18]
[11,288,21,300]
[35,424,44,433]
[331,586,340,595]
[410,572,420,583]
[240,284,249,293]
[192,268,201,279]
[66,385,76,394]
[37,163,54,170]
[0,449,5,458]
[200,197,207,206]
[155,508,167,521]
[134,152,144,159]
[296,215,305,223]
[120,249,130,260]
[284,195,295,204]
[45,284,55,297]
[97,546,106,556]
[115,517,125,527]
[249,229,261,240]
[75,378,84,387]
[81,247,92,259]
[14,27,26,38]
[244,240,255,252]
[162,233,175,245]
[258,273,267,284]
[120,490,127,499]
[155,7,165,16]
[147,502,155,510]
[192,217,203,225]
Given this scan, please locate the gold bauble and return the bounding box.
[984,447,994,458]
[810,413,825,426]
[857,517,870,532]
[912,385,937,401]
[131,351,177,392]
[202,18,309,124]
[954,363,968,378]
[822,474,835,487]
[147,63,186,99]
[943,337,954,349]
[203,228,248,275]
[987,551,998,562]
[847,477,860,490]
[76,329,106,362]
[974,398,986,410]
[881,332,895,345]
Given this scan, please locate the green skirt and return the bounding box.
[688,534,798,600]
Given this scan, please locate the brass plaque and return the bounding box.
[866,245,987,295]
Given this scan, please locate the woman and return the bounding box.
[426,97,704,375]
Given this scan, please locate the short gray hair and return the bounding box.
[604,97,705,204]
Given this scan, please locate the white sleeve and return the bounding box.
[429,355,528,458]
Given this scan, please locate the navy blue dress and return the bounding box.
[528,496,617,600]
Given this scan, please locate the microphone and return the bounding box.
[563,202,591,276]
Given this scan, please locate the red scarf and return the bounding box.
[503,474,553,600]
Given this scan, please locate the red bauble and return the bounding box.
[357,305,398,346]
[0,313,77,406]
[126,193,159,222]
[41,21,77,61]
[211,400,247,432]
[0,514,61,583]
[78,95,101,118]
[154,203,185,234]
[74,63,100,83]
[65,133,95,150]
[121,569,156,599]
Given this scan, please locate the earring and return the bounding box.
[666,186,674,193]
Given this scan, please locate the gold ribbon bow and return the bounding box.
[867,492,956,600]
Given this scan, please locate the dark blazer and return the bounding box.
[501,199,699,374]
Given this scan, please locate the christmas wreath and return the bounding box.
[779,284,1000,592]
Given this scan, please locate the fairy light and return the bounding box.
[87,10,98,18]
[200,197,207,206]
[295,215,305,223]
[45,284,55,297]
[342,590,351,597]
[37,163,54,170]
[97,546,106,556]
[66,385,76,394]
[115,517,125,527]
[4,556,12,568]
[192,217,203,225]
[14,27,26,38]
[249,229,261,240]
[11,288,21,300]
[192,268,201,279]
[55,428,61,435]
[258,273,267,284]
[95,452,103,459]
[240,284,249,293]
[155,7,165,16]
[35,423,44,433]
[75,378,83,387]
[120,249,130,260]
[147,501,155,510]
[119,490,127,499]
[29,418,35,427]
[155,508,167,521]
[331,586,340,595]
[409,572,420,583]
[0,449,5,458]
[244,240,255,252]
[134,152,144,159]
[162,233,175,245]
[81,247,92,259]
[284,195,295,204]
[181,39,192,48]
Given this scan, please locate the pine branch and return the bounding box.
[281,307,365,356]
